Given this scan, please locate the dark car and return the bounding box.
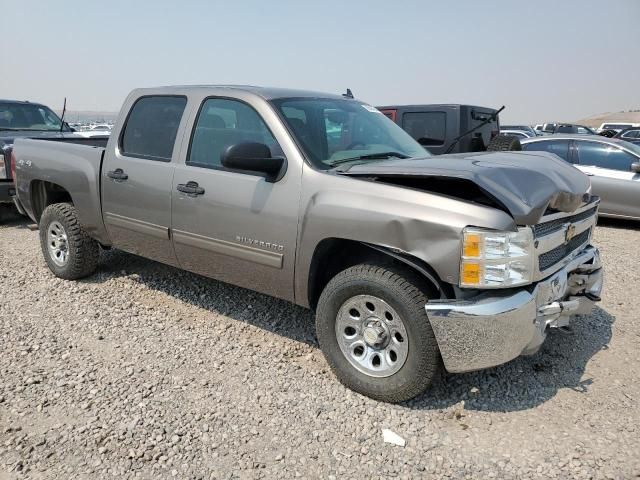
[376,104,520,154]
[521,135,640,220]
[553,124,596,135]
[614,127,640,145]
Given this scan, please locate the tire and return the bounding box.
[486,134,522,152]
[39,203,99,280]
[316,263,441,403]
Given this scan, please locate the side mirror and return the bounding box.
[221,142,285,182]
[631,162,640,173]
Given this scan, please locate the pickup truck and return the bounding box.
[0,99,106,220]
[14,86,603,402]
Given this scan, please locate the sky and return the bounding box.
[2,0,639,123]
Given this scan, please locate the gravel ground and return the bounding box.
[1,211,639,479]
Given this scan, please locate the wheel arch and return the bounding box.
[305,237,452,311]
[30,180,73,223]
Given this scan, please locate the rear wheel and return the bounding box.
[39,203,99,280]
[316,263,441,403]
[487,134,522,152]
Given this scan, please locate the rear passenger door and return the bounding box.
[574,140,640,218]
[101,95,188,266]
[170,97,301,301]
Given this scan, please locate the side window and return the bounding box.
[522,140,571,162]
[622,130,640,139]
[576,127,591,134]
[576,141,636,171]
[402,112,446,146]
[121,96,187,161]
[188,98,280,169]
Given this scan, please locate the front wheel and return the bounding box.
[316,263,441,403]
[39,203,99,280]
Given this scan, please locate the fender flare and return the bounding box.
[363,243,450,299]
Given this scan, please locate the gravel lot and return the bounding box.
[1,211,639,479]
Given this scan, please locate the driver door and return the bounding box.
[170,97,301,301]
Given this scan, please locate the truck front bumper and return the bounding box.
[426,245,603,373]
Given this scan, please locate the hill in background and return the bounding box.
[575,111,640,128]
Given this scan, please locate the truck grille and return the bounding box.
[533,206,598,238]
[538,228,591,271]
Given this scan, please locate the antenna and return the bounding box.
[59,98,67,132]
[342,88,354,99]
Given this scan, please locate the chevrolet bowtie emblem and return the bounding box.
[565,223,576,243]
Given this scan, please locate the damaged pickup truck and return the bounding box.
[13,86,603,402]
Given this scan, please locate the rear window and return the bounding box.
[603,124,632,130]
[120,96,187,161]
[402,112,446,146]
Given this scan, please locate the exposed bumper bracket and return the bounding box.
[426,245,603,373]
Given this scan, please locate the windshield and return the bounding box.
[0,102,67,131]
[270,98,428,169]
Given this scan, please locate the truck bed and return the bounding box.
[13,137,110,244]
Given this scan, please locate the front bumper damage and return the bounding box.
[426,245,603,373]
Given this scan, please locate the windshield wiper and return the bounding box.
[327,151,410,168]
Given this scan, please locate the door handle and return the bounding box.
[584,172,594,176]
[177,181,205,196]
[107,168,128,180]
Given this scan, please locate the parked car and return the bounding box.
[14,85,602,402]
[521,135,640,220]
[614,127,640,145]
[541,123,557,134]
[0,99,106,219]
[596,122,639,134]
[499,129,535,139]
[552,124,596,135]
[75,124,112,138]
[501,125,540,137]
[376,104,521,154]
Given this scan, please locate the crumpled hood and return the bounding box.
[338,151,592,225]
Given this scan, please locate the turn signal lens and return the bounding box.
[461,262,480,285]
[463,233,481,257]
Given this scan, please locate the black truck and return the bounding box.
[0,99,106,220]
[377,104,521,154]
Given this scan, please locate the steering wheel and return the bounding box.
[346,141,366,150]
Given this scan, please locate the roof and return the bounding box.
[520,134,637,149]
[133,85,351,101]
[376,104,497,111]
[0,99,48,107]
[523,133,614,141]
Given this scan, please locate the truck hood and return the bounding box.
[337,151,591,225]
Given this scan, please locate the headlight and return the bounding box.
[460,227,534,288]
[0,154,6,179]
